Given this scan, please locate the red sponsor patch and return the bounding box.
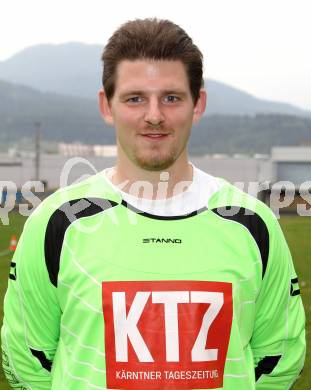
[102,280,232,389]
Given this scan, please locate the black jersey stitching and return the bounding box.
[121,199,208,220]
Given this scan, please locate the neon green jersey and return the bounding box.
[1,172,306,389]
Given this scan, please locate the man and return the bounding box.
[1,18,305,390]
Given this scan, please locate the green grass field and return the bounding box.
[0,213,310,389]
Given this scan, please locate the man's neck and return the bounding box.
[107,160,193,200]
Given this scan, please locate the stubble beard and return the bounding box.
[134,147,178,171]
[118,126,190,172]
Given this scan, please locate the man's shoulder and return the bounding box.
[208,179,278,229]
[29,172,120,225]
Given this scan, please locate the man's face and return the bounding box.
[100,59,206,171]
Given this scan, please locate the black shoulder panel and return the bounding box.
[45,198,118,287]
[211,206,269,278]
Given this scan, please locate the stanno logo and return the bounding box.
[143,238,182,244]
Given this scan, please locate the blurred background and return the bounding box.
[0,0,310,388]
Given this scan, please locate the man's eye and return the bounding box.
[164,95,179,103]
[127,96,142,103]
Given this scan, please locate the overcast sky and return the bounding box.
[1,0,310,110]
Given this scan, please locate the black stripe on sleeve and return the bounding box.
[290,277,301,296]
[255,355,282,381]
[30,349,52,372]
[9,261,17,281]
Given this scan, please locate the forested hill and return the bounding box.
[0,42,310,117]
[1,79,311,155]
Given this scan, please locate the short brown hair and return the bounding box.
[101,18,204,103]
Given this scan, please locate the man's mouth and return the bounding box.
[141,133,169,140]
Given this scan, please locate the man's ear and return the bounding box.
[98,89,114,125]
[193,89,207,124]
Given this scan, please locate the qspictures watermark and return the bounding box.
[0,157,310,225]
[0,180,44,225]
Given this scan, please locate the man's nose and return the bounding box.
[144,98,165,126]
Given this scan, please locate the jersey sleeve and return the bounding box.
[1,206,61,389]
[251,214,306,389]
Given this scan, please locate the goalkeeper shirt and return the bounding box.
[1,165,306,389]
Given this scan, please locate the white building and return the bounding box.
[1,146,310,214]
[271,146,311,188]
